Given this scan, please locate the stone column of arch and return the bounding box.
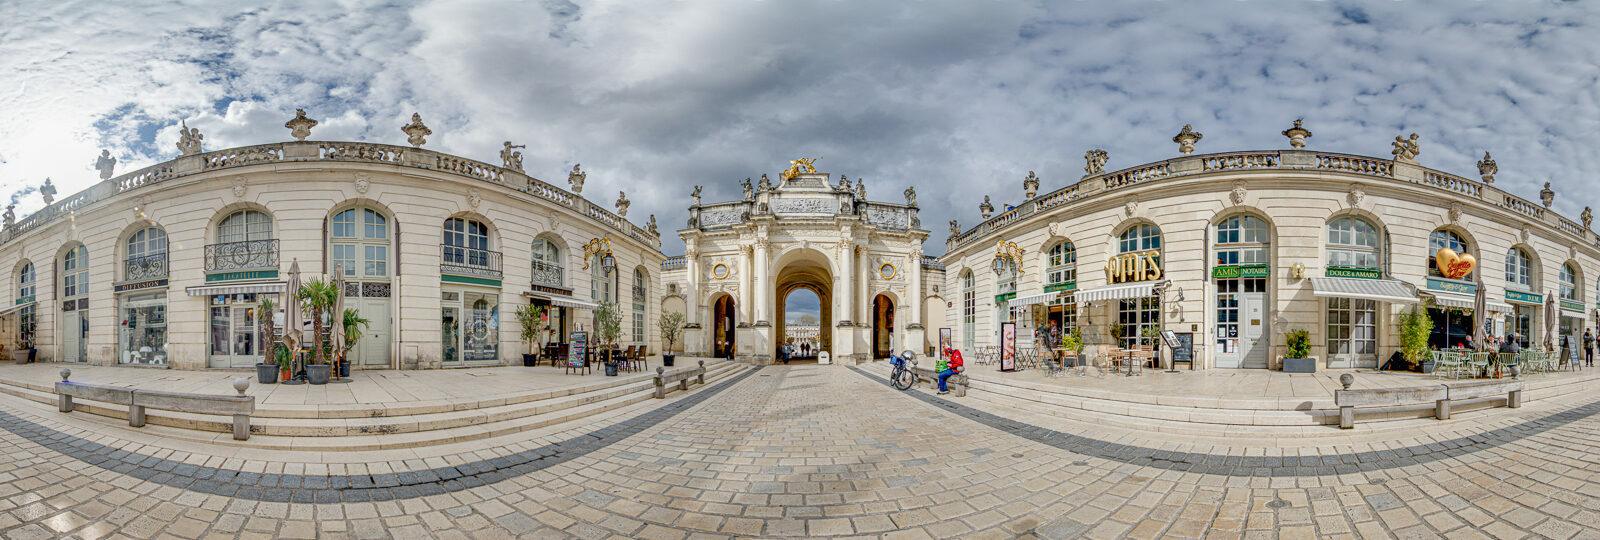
[739,246,752,324]
[836,238,856,359]
[754,240,770,324]
[684,246,703,355]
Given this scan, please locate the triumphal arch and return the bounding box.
[660,160,939,364]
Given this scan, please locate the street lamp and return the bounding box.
[992,240,1023,276]
[582,237,615,275]
[601,252,616,276]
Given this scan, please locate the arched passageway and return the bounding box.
[711,294,736,359]
[872,294,895,359]
[773,248,833,363]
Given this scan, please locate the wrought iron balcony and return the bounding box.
[441,244,503,278]
[124,252,169,281]
[204,239,279,272]
[531,259,563,289]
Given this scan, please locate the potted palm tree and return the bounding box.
[256,297,280,384]
[516,303,547,367]
[658,311,685,367]
[1282,328,1316,373]
[594,300,624,376]
[339,308,369,377]
[297,278,338,385]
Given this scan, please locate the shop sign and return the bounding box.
[1212,265,1268,279]
[14,295,34,306]
[1105,250,1162,284]
[1326,267,1380,280]
[1425,278,1475,295]
[114,278,168,292]
[1043,281,1076,293]
[993,291,1017,304]
[442,274,502,287]
[1505,290,1543,304]
[1561,300,1584,312]
[205,270,279,283]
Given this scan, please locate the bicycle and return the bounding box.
[888,349,918,390]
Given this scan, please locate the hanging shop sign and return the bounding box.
[1434,248,1476,280]
[1505,290,1543,305]
[1561,300,1585,312]
[1325,267,1381,280]
[1212,264,1269,279]
[1105,250,1162,284]
[1425,278,1475,295]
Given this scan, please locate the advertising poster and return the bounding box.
[567,331,588,367]
[937,328,952,372]
[1000,322,1017,371]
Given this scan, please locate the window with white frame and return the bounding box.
[218,210,272,243]
[632,268,647,343]
[1327,217,1380,269]
[1561,262,1579,301]
[962,271,975,348]
[1505,247,1534,291]
[331,208,389,278]
[1119,224,1161,253]
[1046,241,1076,289]
[16,262,34,348]
[62,246,88,299]
[531,238,563,287]
[1427,230,1472,280]
[1214,215,1268,265]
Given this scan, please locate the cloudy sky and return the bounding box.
[4,0,1600,271]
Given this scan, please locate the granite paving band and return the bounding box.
[0,366,761,504]
[848,366,1600,477]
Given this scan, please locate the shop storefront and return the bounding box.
[118,291,167,365]
[1311,274,1417,369]
[1076,224,1165,351]
[441,288,500,365]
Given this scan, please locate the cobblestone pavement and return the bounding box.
[3,363,1600,538]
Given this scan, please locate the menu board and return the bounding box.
[1000,322,1017,372]
[567,331,587,367]
[1168,332,1194,367]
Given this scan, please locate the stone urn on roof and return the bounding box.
[401,113,432,148]
[285,109,318,141]
[1282,119,1312,149]
[1172,124,1203,155]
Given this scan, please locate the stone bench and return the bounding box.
[910,365,967,397]
[1334,376,1524,429]
[652,360,709,399]
[54,369,257,440]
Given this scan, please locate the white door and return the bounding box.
[1241,294,1268,369]
[62,311,85,363]
[356,298,392,367]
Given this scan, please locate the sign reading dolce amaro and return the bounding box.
[1106,250,1162,284]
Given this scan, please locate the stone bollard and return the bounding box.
[653,367,666,399]
[1340,373,1354,390]
[232,378,251,441]
[57,369,73,413]
[233,377,250,396]
[697,360,705,385]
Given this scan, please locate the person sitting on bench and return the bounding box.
[938,347,964,396]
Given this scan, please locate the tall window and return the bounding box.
[632,268,647,343]
[997,264,1017,297]
[591,255,611,303]
[531,238,563,287]
[962,271,975,348]
[1046,241,1076,289]
[1119,224,1161,253]
[1214,216,1268,265]
[218,210,272,243]
[1327,298,1377,364]
[16,263,34,348]
[1327,217,1379,269]
[444,217,490,267]
[125,227,168,280]
[1504,247,1533,291]
[1428,230,1472,280]
[1561,262,1579,301]
[331,208,389,278]
[62,246,88,299]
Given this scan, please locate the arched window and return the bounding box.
[632,268,647,343]
[16,263,34,349]
[443,217,495,274]
[1214,215,1268,265]
[531,238,563,287]
[1119,224,1161,254]
[331,208,389,278]
[219,210,272,242]
[62,246,88,299]
[1561,262,1579,301]
[1505,247,1534,291]
[590,254,611,303]
[997,262,1017,298]
[1427,230,1472,280]
[1046,241,1076,289]
[1327,217,1379,269]
[962,271,976,348]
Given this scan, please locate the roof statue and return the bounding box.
[690,185,702,206]
[1084,149,1108,176]
[741,178,753,201]
[1022,171,1038,200]
[176,120,204,155]
[401,113,432,147]
[568,164,586,194]
[781,157,821,181]
[1282,119,1312,149]
[285,109,318,141]
[94,149,116,180]
[500,141,526,172]
[40,178,56,205]
[1477,152,1497,184]
[904,185,917,207]
[1172,124,1203,155]
[1391,133,1420,163]
[615,191,630,217]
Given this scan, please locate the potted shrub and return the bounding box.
[1282,328,1316,373]
[594,300,624,376]
[298,278,338,385]
[1398,305,1434,373]
[658,311,685,367]
[256,297,280,384]
[12,337,33,364]
[1061,328,1085,368]
[339,308,370,378]
[516,303,547,367]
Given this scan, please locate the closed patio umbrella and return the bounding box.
[330,264,348,381]
[1472,280,1487,351]
[1544,291,1559,352]
[283,259,303,382]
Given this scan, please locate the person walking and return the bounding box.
[937,345,964,396]
[1585,329,1595,367]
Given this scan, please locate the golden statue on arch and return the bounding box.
[781,157,822,181]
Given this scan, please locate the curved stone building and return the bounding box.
[941,125,1599,371]
[0,118,664,370]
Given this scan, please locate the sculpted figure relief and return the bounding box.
[177,120,204,155]
[568,164,586,194]
[1390,133,1420,162]
[94,149,116,180]
[500,141,526,171]
[741,178,753,201]
[855,178,866,199]
[903,186,917,207]
[40,178,56,205]
[758,174,771,191]
[690,185,702,206]
[1084,149,1108,175]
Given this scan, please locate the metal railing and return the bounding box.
[204,239,279,272]
[531,259,563,288]
[441,245,503,278]
[124,252,169,281]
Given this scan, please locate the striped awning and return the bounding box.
[184,281,287,297]
[0,301,36,317]
[1423,291,1511,313]
[1007,291,1060,307]
[1074,281,1167,303]
[1309,277,1417,304]
[523,291,599,310]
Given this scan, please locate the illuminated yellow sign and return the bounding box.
[1106,250,1162,284]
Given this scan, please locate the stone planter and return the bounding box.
[339,360,350,378]
[662,353,675,367]
[11,349,34,364]
[1282,356,1317,373]
[1419,360,1436,374]
[605,362,619,377]
[523,354,538,367]
[256,363,279,384]
[307,364,331,385]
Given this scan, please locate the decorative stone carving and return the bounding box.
[1022,171,1039,200]
[1229,181,1246,205]
[771,197,834,214]
[40,178,56,205]
[758,174,771,191]
[979,196,993,219]
[354,172,371,194]
[1521,226,1531,244]
[1477,152,1497,184]
[285,109,318,141]
[838,174,851,193]
[401,113,431,147]
[1540,182,1555,208]
[3,205,13,230]
[1448,202,1463,224]
[855,179,866,199]
[701,208,741,227]
[1583,207,1592,230]
[1124,197,1138,217]
[94,150,116,180]
[1282,118,1312,149]
[910,211,920,229]
[231,177,246,199]
[1084,149,1108,175]
[568,164,586,194]
[500,141,526,171]
[176,120,204,155]
[689,185,701,206]
[904,186,917,207]
[949,220,960,235]
[467,188,482,209]
[1172,124,1203,155]
[1390,133,1420,163]
[647,214,658,235]
[614,191,630,217]
[1348,184,1365,207]
[741,178,753,201]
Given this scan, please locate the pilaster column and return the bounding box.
[685,246,700,326]
[837,242,854,324]
[857,245,869,324]
[739,245,752,324]
[910,250,923,327]
[754,239,770,323]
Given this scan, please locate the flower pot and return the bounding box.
[339,360,350,378]
[256,363,279,384]
[1282,356,1317,373]
[605,362,619,377]
[523,353,538,367]
[307,364,331,385]
[11,349,34,364]
[663,354,675,367]
[1419,360,1436,374]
